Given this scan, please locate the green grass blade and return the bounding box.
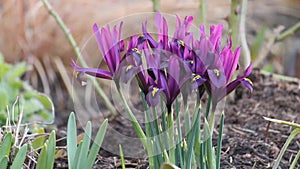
[119,144,125,169]
[204,119,215,169]
[36,143,47,169]
[290,150,300,169]
[216,112,224,169]
[67,112,77,169]
[78,121,92,169]
[73,142,82,168]
[185,109,200,169]
[273,128,300,169]
[87,119,108,169]
[0,156,8,169]
[46,130,56,169]
[0,132,12,159]
[175,100,183,167]
[10,144,28,169]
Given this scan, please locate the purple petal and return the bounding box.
[241,78,253,94]
[207,68,226,88]
[72,60,113,80]
[120,65,139,83]
[146,86,163,106]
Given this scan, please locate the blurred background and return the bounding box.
[0,0,299,125]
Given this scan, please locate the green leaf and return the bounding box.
[87,119,108,169]
[32,136,46,150]
[119,144,125,169]
[250,27,266,60]
[290,150,300,169]
[23,98,44,115]
[6,62,29,81]
[10,144,28,169]
[0,63,10,79]
[216,112,225,169]
[273,128,300,169]
[36,143,47,169]
[67,112,77,169]
[0,132,12,159]
[46,131,56,169]
[0,156,8,169]
[186,109,200,169]
[73,142,82,169]
[36,131,56,169]
[0,88,8,111]
[78,121,92,169]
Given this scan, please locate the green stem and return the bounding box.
[239,0,251,68]
[229,0,241,50]
[199,0,207,28]
[152,0,160,12]
[167,108,176,164]
[40,0,117,115]
[277,21,300,41]
[117,87,147,147]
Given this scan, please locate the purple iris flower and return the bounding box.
[205,39,253,105]
[72,22,124,80]
[146,55,193,113]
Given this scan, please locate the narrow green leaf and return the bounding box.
[7,62,28,81]
[46,131,56,169]
[0,132,12,159]
[185,109,200,169]
[119,144,125,169]
[67,112,77,169]
[73,142,82,169]
[273,128,300,169]
[78,121,92,169]
[36,143,47,169]
[216,112,224,169]
[290,150,300,169]
[32,135,46,150]
[204,119,215,169]
[11,144,28,169]
[175,100,183,168]
[250,27,266,60]
[0,156,8,169]
[86,119,108,169]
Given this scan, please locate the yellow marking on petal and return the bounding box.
[192,74,201,82]
[126,65,133,72]
[244,78,253,86]
[214,69,220,77]
[75,71,80,79]
[190,60,194,65]
[178,40,185,47]
[138,33,144,38]
[152,87,159,97]
[132,48,141,55]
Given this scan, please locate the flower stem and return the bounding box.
[40,0,117,115]
[152,0,160,12]
[117,86,147,147]
[199,0,207,28]
[229,0,241,50]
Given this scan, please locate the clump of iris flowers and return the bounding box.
[72,13,253,112]
[72,12,254,169]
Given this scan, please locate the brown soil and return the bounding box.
[54,70,300,169]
